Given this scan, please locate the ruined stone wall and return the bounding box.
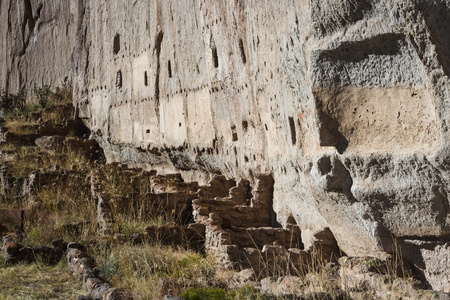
[74,0,331,254]
[1,0,449,291]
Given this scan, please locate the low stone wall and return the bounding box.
[1,235,126,300]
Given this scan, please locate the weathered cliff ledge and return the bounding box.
[1,0,449,291]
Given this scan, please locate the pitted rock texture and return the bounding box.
[0,0,81,94]
[1,0,450,291]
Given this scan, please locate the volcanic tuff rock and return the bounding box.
[1,0,449,291]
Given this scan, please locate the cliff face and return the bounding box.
[0,0,83,93]
[1,0,449,291]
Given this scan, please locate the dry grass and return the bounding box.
[3,146,42,178]
[23,174,97,246]
[41,109,64,126]
[110,195,192,236]
[0,144,90,209]
[95,243,216,299]
[97,166,190,235]
[98,166,152,197]
[0,259,85,299]
[0,143,16,152]
[2,144,89,179]
[3,116,37,135]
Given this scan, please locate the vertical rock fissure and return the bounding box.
[21,0,35,55]
[168,60,172,78]
[212,47,219,68]
[210,35,219,68]
[23,0,35,32]
[113,33,120,55]
[154,31,164,120]
[239,38,246,64]
[7,1,12,32]
[289,116,296,145]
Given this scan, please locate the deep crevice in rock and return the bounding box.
[113,33,120,55]
[154,31,164,119]
[239,37,247,64]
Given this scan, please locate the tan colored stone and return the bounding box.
[86,277,103,293]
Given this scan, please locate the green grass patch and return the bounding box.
[181,287,227,300]
[181,286,265,300]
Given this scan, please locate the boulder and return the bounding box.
[35,135,65,151]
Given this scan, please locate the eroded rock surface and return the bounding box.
[1,0,449,291]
